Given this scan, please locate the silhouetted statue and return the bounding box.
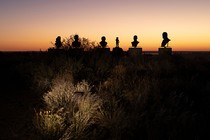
[131,35,139,48]
[116,37,119,48]
[55,36,62,49]
[100,36,107,48]
[161,32,170,47]
[72,35,81,48]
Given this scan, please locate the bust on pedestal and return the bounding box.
[48,36,65,54]
[71,34,84,51]
[100,36,108,48]
[69,35,84,58]
[128,35,142,57]
[112,37,123,57]
[158,32,172,56]
[95,36,110,54]
[55,36,62,49]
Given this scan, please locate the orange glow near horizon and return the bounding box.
[0,0,210,51]
[1,33,209,52]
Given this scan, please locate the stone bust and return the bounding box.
[131,35,139,48]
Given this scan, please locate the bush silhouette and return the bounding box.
[62,34,96,51]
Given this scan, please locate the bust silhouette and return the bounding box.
[55,36,62,49]
[72,35,81,48]
[131,35,139,48]
[100,36,107,48]
[116,37,119,48]
[161,32,170,47]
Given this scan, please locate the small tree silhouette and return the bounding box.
[62,34,96,51]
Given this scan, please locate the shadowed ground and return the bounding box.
[0,53,41,139]
[1,51,210,139]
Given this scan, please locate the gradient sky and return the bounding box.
[0,0,210,51]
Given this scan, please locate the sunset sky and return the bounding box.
[0,0,210,51]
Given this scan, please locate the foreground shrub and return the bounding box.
[43,73,74,112]
[34,110,65,139]
[61,92,102,140]
[34,74,102,139]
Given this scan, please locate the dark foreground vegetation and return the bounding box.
[1,51,210,139]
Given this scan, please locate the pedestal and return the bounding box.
[128,48,142,57]
[158,47,172,56]
[70,48,84,53]
[95,48,110,55]
[69,48,84,58]
[48,48,65,55]
[112,47,124,57]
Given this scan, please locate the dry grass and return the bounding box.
[34,110,65,139]
[32,53,210,139]
[35,72,103,139]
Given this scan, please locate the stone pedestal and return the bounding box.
[128,48,142,57]
[112,47,124,57]
[158,47,172,56]
[70,48,84,53]
[95,48,110,55]
[69,48,84,58]
[48,48,65,55]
